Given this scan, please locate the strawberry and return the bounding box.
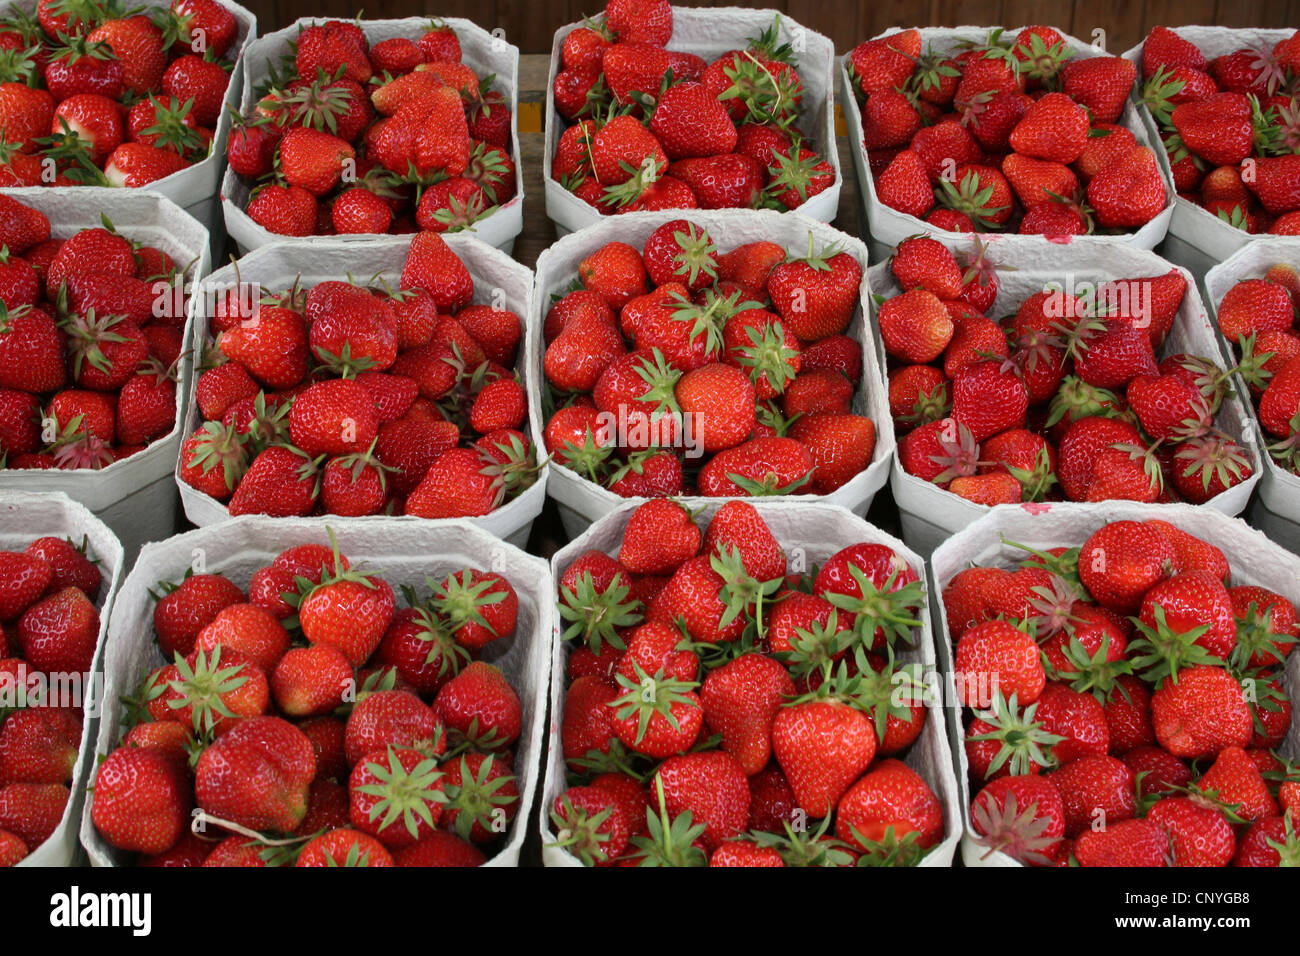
[439,752,518,843]
[878,289,953,364]
[294,829,395,867]
[550,786,628,866]
[1048,754,1136,838]
[0,708,80,785]
[1009,92,1090,164]
[1074,818,1170,866]
[653,751,749,850]
[227,446,321,517]
[0,783,66,850]
[836,759,942,861]
[400,231,473,312]
[788,413,876,493]
[90,748,189,854]
[668,154,764,209]
[299,558,394,668]
[271,644,353,717]
[17,586,98,672]
[954,621,1045,708]
[392,832,487,867]
[25,537,99,597]
[772,698,875,818]
[1061,55,1136,125]
[348,746,447,847]
[649,82,737,160]
[767,240,861,341]
[1078,520,1175,613]
[1086,146,1167,229]
[160,54,228,127]
[434,661,521,749]
[1150,665,1252,759]
[246,184,317,236]
[969,774,1065,866]
[1147,795,1235,867]
[345,690,443,766]
[700,653,794,776]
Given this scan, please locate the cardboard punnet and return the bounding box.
[928,501,1300,867]
[79,515,553,867]
[0,0,254,259]
[529,209,894,539]
[878,237,1261,557]
[175,233,545,548]
[842,27,1176,262]
[543,7,843,236]
[0,192,213,561]
[1121,27,1295,285]
[0,491,124,866]
[539,500,962,867]
[222,17,523,255]
[1204,238,1300,555]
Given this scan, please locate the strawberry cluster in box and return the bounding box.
[0,194,192,471]
[544,499,957,867]
[1134,26,1300,235]
[178,232,539,524]
[939,509,1298,867]
[0,531,107,865]
[88,533,533,866]
[549,1,838,217]
[882,237,1256,509]
[848,26,1170,238]
[1211,258,1300,476]
[228,17,516,239]
[0,0,243,188]
[539,217,880,504]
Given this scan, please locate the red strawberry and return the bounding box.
[90,748,188,854]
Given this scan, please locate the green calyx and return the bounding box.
[558,569,641,654]
[967,691,1063,779]
[355,746,448,841]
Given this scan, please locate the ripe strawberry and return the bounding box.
[772,699,875,817]
[434,661,521,749]
[90,748,189,854]
[1150,665,1252,759]
[550,785,628,866]
[649,82,737,160]
[227,446,321,517]
[668,154,764,209]
[788,413,876,493]
[246,184,317,236]
[1147,795,1235,867]
[970,774,1065,866]
[0,709,80,785]
[1078,520,1175,613]
[653,751,749,850]
[701,653,794,776]
[400,231,473,312]
[954,621,1045,708]
[348,746,447,847]
[296,829,394,867]
[767,242,861,341]
[299,561,394,667]
[1086,146,1167,228]
[878,289,954,364]
[1048,754,1136,838]
[160,54,228,127]
[1009,92,1090,164]
[0,782,66,850]
[17,586,98,673]
[1074,818,1170,867]
[836,759,942,860]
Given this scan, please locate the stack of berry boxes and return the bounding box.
[0,0,1296,869]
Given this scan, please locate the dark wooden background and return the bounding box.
[246,0,1297,55]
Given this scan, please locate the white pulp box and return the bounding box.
[543,6,843,236]
[1121,28,1296,283]
[842,26,1175,263]
[222,17,523,255]
[529,208,895,540]
[877,236,1261,557]
[79,515,554,866]
[175,233,545,548]
[0,0,255,258]
[1204,237,1300,555]
[0,490,124,866]
[539,499,962,867]
[0,191,213,561]
[928,501,1300,866]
